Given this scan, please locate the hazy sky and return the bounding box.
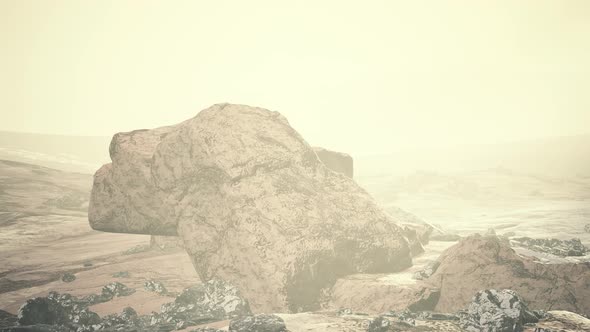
[1,1,589,155]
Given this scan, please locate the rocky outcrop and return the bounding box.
[510,237,588,257]
[17,292,101,329]
[8,280,251,332]
[458,289,539,332]
[425,235,590,316]
[313,147,354,178]
[89,103,412,312]
[151,279,251,329]
[0,309,17,328]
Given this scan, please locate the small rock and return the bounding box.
[337,308,353,316]
[144,280,168,295]
[101,282,136,300]
[430,233,461,241]
[61,273,76,283]
[152,279,251,328]
[381,310,417,327]
[229,314,287,332]
[112,271,130,278]
[93,306,140,330]
[459,289,538,332]
[416,311,459,321]
[412,261,440,280]
[82,261,93,267]
[367,316,390,332]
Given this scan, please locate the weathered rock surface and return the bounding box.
[425,235,590,316]
[510,237,588,257]
[0,309,17,328]
[458,289,538,332]
[89,103,412,312]
[151,278,251,329]
[313,147,354,178]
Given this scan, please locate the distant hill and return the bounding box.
[356,135,590,179]
[0,131,110,174]
[0,159,92,226]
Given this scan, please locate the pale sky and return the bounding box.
[1,1,589,155]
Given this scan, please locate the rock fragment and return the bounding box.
[228,314,288,332]
[61,273,76,283]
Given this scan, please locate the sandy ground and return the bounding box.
[0,230,199,315]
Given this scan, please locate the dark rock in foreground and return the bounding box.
[151,279,251,329]
[459,289,538,332]
[17,292,101,329]
[0,309,17,328]
[6,279,250,331]
[510,237,588,257]
[229,314,288,332]
[61,273,76,283]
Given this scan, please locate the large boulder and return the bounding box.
[425,235,590,316]
[89,103,412,312]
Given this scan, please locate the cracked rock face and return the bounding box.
[89,103,412,312]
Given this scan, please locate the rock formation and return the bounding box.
[510,236,588,257]
[89,103,412,312]
[458,289,539,332]
[313,147,354,178]
[148,145,356,251]
[425,234,590,316]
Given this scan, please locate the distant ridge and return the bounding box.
[0,131,110,173]
[356,134,590,178]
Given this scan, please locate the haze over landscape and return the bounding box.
[2,1,590,154]
[1,2,590,332]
